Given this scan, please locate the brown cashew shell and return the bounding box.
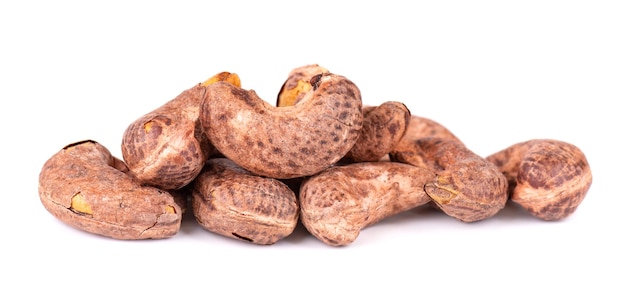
[201,73,363,179]
[343,101,411,162]
[299,161,435,246]
[121,72,240,190]
[391,115,463,163]
[393,137,509,222]
[38,140,183,240]
[191,158,299,245]
[486,139,592,221]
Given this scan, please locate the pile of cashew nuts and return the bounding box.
[38,64,593,246]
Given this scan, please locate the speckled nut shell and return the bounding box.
[392,115,463,161]
[299,161,435,246]
[38,140,183,240]
[393,137,509,222]
[343,101,411,162]
[191,158,299,245]
[200,73,363,179]
[121,72,240,190]
[486,139,592,221]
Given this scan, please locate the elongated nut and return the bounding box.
[486,139,592,220]
[276,64,329,107]
[392,137,509,222]
[191,158,299,245]
[299,161,435,246]
[38,140,183,240]
[121,72,240,189]
[201,73,363,179]
[343,101,411,162]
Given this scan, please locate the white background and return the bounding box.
[2,1,624,289]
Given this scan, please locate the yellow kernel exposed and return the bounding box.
[70,192,93,215]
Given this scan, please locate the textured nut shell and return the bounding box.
[393,138,508,222]
[121,84,213,190]
[191,158,299,245]
[299,161,435,246]
[276,64,329,107]
[38,140,183,240]
[201,73,363,179]
[486,139,592,220]
[344,102,411,162]
[391,115,462,162]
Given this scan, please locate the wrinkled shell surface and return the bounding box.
[191,158,299,245]
[121,84,213,190]
[39,140,183,240]
[393,138,509,222]
[392,115,463,160]
[299,161,435,246]
[201,73,363,179]
[344,102,411,162]
[486,139,592,220]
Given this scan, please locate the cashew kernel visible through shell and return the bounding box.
[38,140,183,240]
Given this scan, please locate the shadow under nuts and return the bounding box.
[200,73,363,179]
[299,161,435,246]
[486,139,592,221]
[38,140,183,240]
[191,158,299,245]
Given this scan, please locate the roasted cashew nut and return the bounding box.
[121,72,240,189]
[299,161,435,246]
[392,137,509,222]
[486,139,592,220]
[201,73,363,179]
[39,140,183,240]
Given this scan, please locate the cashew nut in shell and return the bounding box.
[344,101,411,162]
[200,73,363,179]
[486,139,592,221]
[38,140,184,240]
[121,72,240,189]
[299,161,435,246]
[191,158,299,245]
[391,137,509,222]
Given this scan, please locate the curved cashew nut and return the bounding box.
[486,139,592,220]
[392,137,509,222]
[201,73,363,179]
[191,158,299,245]
[38,140,183,240]
[299,161,435,246]
[121,72,240,189]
